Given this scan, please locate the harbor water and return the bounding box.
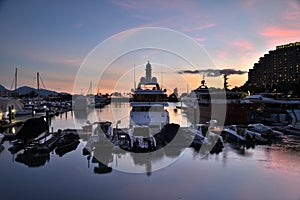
[1,102,300,200]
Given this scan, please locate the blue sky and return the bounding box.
[0,0,300,94]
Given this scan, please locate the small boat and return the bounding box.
[222,127,247,143]
[223,125,268,144]
[27,132,61,153]
[247,123,283,139]
[275,125,300,136]
[15,105,32,116]
[189,121,224,153]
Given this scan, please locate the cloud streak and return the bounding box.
[177,69,247,77]
[111,0,216,34]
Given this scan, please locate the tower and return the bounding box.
[145,61,152,82]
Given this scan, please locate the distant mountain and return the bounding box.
[14,86,58,96]
[0,84,9,92]
[59,92,71,96]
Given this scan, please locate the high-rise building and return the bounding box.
[247,42,300,88]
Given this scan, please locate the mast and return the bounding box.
[134,55,136,90]
[160,57,163,89]
[37,72,40,97]
[88,81,93,95]
[10,67,18,96]
[15,68,17,91]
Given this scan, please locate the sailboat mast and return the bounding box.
[37,72,40,97]
[15,68,17,91]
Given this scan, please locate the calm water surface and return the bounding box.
[1,103,300,200]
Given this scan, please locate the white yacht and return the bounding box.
[128,61,169,150]
[130,61,169,128]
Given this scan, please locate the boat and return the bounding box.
[94,94,107,108]
[246,93,300,125]
[8,117,49,154]
[247,123,283,139]
[225,125,268,144]
[182,76,261,125]
[14,117,49,141]
[126,61,170,151]
[130,61,169,128]
[15,105,33,116]
[221,126,248,143]
[73,95,91,110]
[274,125,300,136]
[189,121,224,153]
[26,132,61,153]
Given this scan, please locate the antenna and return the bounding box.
[134,55,136,90]
[160,57,163,89]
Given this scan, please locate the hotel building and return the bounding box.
[247,42,300,88]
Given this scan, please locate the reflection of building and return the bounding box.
[248,42,300,87]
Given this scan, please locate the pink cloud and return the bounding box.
[217,50,229,59]
[112,28,141,41]
[111,0,216,33]
[131,14,153,21]
[261,26,300,37]
[181,23,216,32]
[61,58,83,64]
[283,11,300,20]
[232,39,254,51]
[110,0,145,10]
[193,37,206,43]
[283,0,300,20]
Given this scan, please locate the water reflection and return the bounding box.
[1,102,300,200]
[15,149,50,167]
[0,144,4,154]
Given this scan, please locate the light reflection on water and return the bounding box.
[0,102,300,200]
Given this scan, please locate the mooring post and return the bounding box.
[46,110,50,132]
[31,105,34,117]
[8,106,12,123]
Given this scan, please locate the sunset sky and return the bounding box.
[0,0,300,95]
